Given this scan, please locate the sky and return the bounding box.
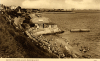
[0,0,100,9]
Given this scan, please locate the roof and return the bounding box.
[14,17,25,25]
[30,17,51,24]
[29,13,37,18]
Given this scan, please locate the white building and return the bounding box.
[10,5,17,10]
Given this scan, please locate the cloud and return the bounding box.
[65,0,100,9]
[0,0,13,5]
[22,0,66,9]
[1,0,100,9]
[21,0,100,9]
[22,0,49,8]
[0,0,24,6]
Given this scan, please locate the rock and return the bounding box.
[43,46,46,49]
[51,39,53,41]
[60,53,65,58]
[39,43,42,45]
[72,54,78,58]
[54,50,58,54]
[51,47,55,52]
[83,49,87,53]
[48,46,50,50]
[39,35,42,37]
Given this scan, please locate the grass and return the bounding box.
[0,13,57,58]
[1,11,100,58]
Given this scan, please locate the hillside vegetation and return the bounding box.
[0,13,57,58]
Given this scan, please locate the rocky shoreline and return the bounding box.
[2,12,77,58]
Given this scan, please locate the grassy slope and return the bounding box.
[0,13,57,58]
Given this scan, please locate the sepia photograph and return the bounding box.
[0,0,100,60]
